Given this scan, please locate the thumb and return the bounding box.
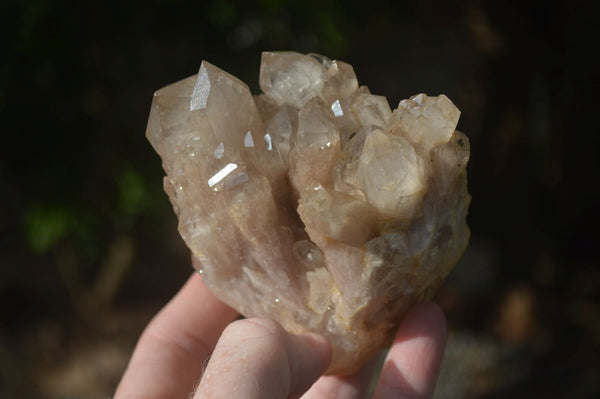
[194,318,331,399]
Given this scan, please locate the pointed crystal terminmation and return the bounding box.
[146,52,471,375]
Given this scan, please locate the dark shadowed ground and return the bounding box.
[1,1,599,397]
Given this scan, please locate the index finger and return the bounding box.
[115,272,239,399]
[373,302,447,399]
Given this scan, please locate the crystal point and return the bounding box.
[190,63,210,110]
[146,52,471,375]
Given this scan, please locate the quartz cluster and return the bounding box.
[146,52,471,374]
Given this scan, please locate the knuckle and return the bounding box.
[222,318,286,344]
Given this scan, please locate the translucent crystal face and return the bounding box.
[146,51,471,375]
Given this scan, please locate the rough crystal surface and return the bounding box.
[146,51,471,375]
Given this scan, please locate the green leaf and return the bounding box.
[25,205,74,254]
[117,167,146,216]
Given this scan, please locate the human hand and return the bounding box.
[115,273,447,399]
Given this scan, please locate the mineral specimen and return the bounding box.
[146,52,471,375]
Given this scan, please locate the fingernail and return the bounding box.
[302,333,331,354]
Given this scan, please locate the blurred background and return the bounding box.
[1,0,599,397]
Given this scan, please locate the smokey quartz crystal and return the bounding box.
[146,52,471,374]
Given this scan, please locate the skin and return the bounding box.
[115,273,447,399]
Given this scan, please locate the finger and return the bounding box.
[373,302,447,399]
[194,318,331,399]
[115,273,239,399]
[301,353,382,399]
